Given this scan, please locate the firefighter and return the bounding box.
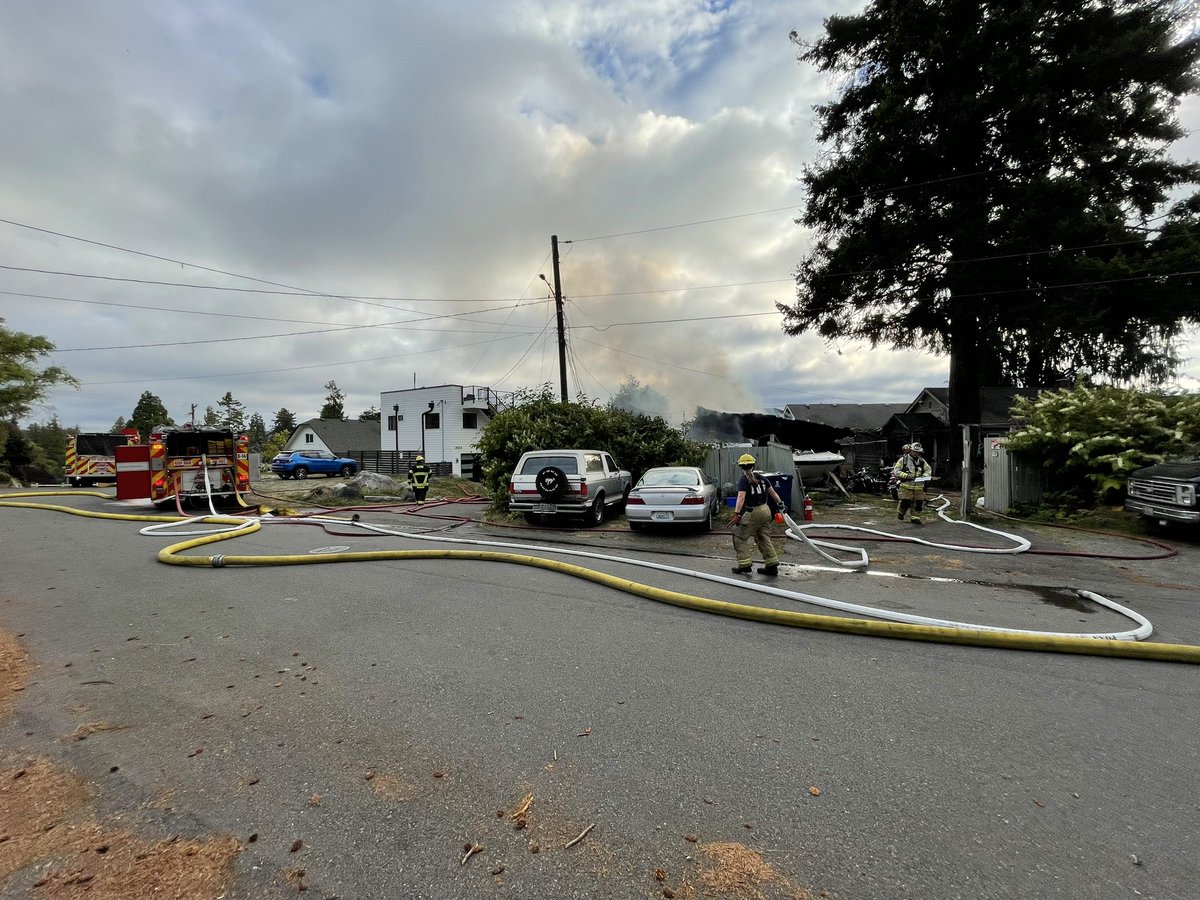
[408,455,432,502]
[730,453,786,576]
[893,442,933,524]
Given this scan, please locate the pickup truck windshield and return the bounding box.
[520,456,579,475]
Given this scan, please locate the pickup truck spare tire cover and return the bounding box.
[535,466,569,501]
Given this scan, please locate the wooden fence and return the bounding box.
[344,450,452,478]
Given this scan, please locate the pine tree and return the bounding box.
[320,380,346,420]
[217,391,247,433]
[128,392,175,438]
[271,408,298,436]
[783,0,1200,434]
[246,413,268,452]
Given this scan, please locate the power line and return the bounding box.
[566,206,800,243]
[572,336,736,381]
[49,301,541,351]
[0,288,545,331]
[0,263,526,303]
[80,332,537,386]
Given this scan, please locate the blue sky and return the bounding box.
[1,0,1197,431]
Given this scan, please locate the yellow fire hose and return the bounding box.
[4,491,1199,664]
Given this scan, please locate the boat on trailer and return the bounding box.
[792,449,846,479]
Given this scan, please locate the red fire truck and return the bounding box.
[66,430,139,487]
[147,426,251,510]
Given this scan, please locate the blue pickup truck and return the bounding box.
[271,450,358,480]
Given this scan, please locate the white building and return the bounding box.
[378,384,508,476]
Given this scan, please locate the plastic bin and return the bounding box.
[762,473,794,512]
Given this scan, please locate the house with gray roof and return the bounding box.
[284,419,381,456]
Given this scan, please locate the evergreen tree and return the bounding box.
[782,0,1200,435]
[25,417,68,470]
[128,391,175,438]
[2,430,34,471]
[201,405,220,427]
[0,318,77,421]
[217,391,247,432]
[110,415,127,433]
[320,380,345,420]
[271,407,298,436]
[246,413,268,452]
[358,406,381,421]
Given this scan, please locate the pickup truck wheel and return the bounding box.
[585,492,605,527]
[294,467,309,480]
[340,465,355,477]
[535,466,568,501]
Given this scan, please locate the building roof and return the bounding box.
[907,386,1041,425]
[980,387,1041,424]
[882,412,944,436]
[294,419,379,452]
[784,403,909,433]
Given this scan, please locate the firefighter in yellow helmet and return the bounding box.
[893,442,932,524]
[730,453,785,576]
[407,454,432,502]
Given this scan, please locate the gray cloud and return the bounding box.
[2,0,1195,432]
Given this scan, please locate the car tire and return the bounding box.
[340,465,355,477]
[534,466,569,501]
[585,492,605,527]
[294,467,309,480]
[700,505,714,532]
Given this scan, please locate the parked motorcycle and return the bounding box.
[849,466,889,495]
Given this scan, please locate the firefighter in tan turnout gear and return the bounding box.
[408,455,431,502]
[893,442,933,524]
[730,453,786,576]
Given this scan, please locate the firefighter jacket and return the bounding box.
[408,463,431,488]
[893,453,932,484]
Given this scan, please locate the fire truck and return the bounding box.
[66,430,139,487]
[147,426,252,510]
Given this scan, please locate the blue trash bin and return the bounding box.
[762,473,794,512]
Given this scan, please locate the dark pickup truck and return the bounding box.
[1125,459,1200,525]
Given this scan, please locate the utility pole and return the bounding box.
[551,235,568,403]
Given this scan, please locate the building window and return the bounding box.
[426,413,440,429]
[387,414,403,431]
[304,433,314,443]
[462,412,478,429]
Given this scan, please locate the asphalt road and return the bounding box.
[1,490,1198,899]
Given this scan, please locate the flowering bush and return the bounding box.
[1006,383,1200,506]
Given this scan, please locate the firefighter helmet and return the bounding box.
[910,442,924,453]
[737,453,756,466]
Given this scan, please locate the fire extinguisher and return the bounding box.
[803,495,814,521]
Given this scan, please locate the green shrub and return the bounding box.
[475,385,708,510]
[1006,383,1200,508]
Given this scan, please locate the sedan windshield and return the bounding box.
[640,469,699,487]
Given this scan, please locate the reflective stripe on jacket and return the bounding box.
[409,465,431,488]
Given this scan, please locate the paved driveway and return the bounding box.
[1,491,1197,899]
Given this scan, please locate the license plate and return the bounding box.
[533,503,557,514]
[651,511,674,521]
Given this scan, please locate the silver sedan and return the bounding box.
[625,466,721,532]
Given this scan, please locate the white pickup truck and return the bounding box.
[508,449,633,526]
